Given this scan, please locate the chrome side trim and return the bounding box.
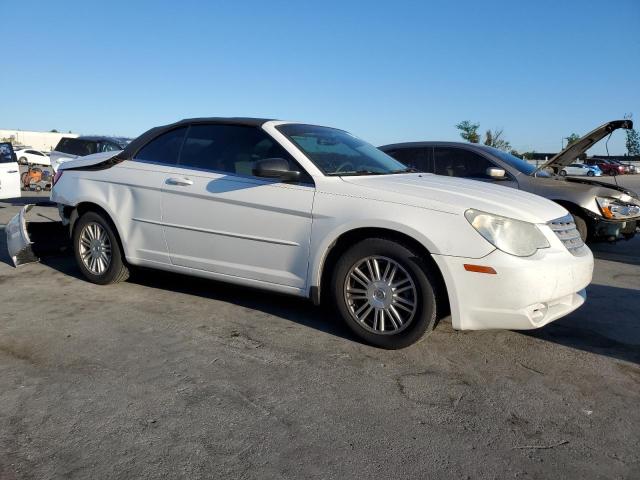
[132,217,300,247]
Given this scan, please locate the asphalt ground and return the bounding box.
[0,181,639,479]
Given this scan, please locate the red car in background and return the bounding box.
[586,158,626,176]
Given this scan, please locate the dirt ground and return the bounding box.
[0,192,638,479]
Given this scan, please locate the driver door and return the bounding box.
[0,143,21,200]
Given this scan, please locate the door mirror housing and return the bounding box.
[486,167,507,179]
[253,158,301,182]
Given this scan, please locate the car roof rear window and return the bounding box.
[55,138,98,156]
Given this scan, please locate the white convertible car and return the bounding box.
[27,118,593,348]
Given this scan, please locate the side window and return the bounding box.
[134,127,187,165]
[433,147,495,178]
[386,148,429,171]
[178,124,311,182]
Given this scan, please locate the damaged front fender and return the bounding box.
[6,204,39,267]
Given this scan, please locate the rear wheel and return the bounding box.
[587,171,594,177]
[559,170,567,176]
[73,211,129,285]
[331,238,438,349]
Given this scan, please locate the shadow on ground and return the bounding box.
[523,284,640,365]
[3,220,639,361]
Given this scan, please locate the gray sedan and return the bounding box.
[380,121,640,242]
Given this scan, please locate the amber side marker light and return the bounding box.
[600,206,614,219]
[463,264,497,274]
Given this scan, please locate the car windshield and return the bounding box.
[480,146,552,178]
[276,124,411,176]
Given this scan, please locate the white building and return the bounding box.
[0,129,79,152]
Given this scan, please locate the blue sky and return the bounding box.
[2,0,639,154]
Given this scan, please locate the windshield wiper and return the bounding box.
[389,167,420,173]
[326,170,387,176]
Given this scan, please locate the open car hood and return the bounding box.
[564,176,639,198]
[534,120,633,173]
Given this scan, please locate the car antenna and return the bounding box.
[605,131,619,187]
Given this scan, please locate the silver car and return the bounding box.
[381,120,640,242]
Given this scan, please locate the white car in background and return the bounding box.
[559,163,602,177]
[0,142,21,199]
[15,148,51,166]
[16,118,594,348]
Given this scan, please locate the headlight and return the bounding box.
[465,209,550,257]
[595,197,640,219]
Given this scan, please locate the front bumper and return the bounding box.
[432,246,593,331]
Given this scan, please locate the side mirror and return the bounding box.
[486,167,507,179]
[252,158,301,183]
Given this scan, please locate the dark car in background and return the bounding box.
[380,120,640,242]
[585,158,627,176]
[50,136,130,171]
[604,158,636,174]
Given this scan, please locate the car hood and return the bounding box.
[57,150,123,171]
[528,176,640,203]
[535,120,633,172]
[340,173,567,223]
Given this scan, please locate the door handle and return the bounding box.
[7,170,18,173]
[166,177,193,186]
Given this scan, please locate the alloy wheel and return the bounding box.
[344,256,418,335]
[78,222,112,275]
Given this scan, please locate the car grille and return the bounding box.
[549,215,588,256]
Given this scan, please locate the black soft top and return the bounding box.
[121,117,276,158]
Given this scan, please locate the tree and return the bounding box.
[50,129,59,133]
[565,133,581,147]
[483,128,512,152]
[455,121,480,143]
[626,129,640,155]
[624,114,640,155]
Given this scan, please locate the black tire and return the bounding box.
[559,170,567,176]
[587,171,594,177]
[19,157,27,165]
[331,238,438,349]
[73,211,129,285]
[573,215,588,243]
[609,170,617,176]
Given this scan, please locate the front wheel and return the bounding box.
[331,238,439,349]
[587,171,594,177]
[559,170,567,176]
[73,211,129,285]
